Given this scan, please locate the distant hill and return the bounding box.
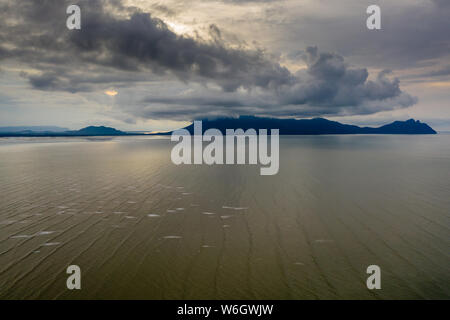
[179,116,437,135]
[364,119,437,134]
[67,126,126,136]
[0,126,131,137]
[0,126,69,133]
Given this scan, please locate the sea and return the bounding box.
[0,134,449,299]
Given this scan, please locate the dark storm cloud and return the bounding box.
[280,48,407,107]
[138,46,416,119]
[0,0,416,121]
[0,0,293,92]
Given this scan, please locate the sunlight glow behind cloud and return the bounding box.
[105,90,118,96]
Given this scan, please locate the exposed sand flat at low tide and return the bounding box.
[0,135,449,299]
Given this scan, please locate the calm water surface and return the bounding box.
[0,135,449,299]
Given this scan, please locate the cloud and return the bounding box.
[259,0,450,72]
[150,3,179,17]
[0,0,416,122]
[419,66,450,78]
[431,0,450,8]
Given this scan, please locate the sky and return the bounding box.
[0,0,449,131]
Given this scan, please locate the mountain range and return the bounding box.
[0,117,437,136]
[179,116,437,135]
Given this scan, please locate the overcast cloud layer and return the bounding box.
[0,0,448,130]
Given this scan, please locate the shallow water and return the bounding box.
[0,135,449,299]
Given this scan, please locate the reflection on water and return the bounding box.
[0,135,449,299]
